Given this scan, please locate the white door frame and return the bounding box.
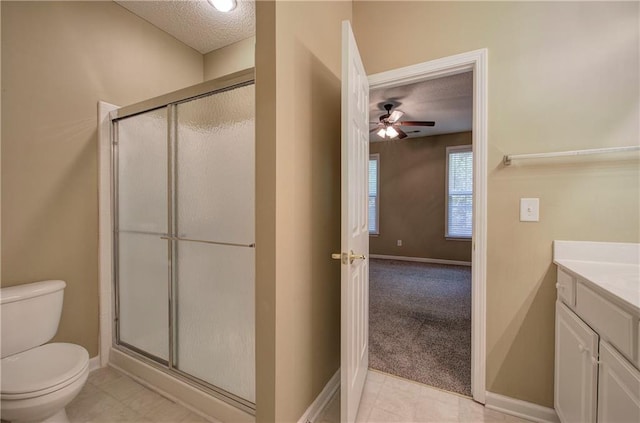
[367,48,488,403]
[98,100,119,368]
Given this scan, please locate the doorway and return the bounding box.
[365,49,488,403]
[367,71,474,396]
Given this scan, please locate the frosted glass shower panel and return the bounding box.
[118,232,169,361]
[113,79,256,409]
[175,241,255,403]
[176,85,255,244]
[117,108,168,233]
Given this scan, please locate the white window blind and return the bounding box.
[446,146,472,238]
[369,154,379,234]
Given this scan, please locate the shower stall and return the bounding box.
[105,70,255,415]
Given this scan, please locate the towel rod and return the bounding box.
[503,145,640,166]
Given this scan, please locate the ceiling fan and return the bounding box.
[370,103,435,140]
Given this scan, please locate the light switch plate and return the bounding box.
[520,198,540,222]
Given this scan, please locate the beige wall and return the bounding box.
[256,1,351,421]
[370,132,472,262]
[204,36,255,81]
[0,3,2,282]
[1,1,203,357]
[354,1,640,408]
[255,1,276,419]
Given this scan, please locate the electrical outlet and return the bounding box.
[520,198,540,222]
[397,240,402,246]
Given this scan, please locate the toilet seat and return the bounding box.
[1,343,89,400]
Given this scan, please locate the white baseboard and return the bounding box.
[297,369,340,423]
[485,392,559,423]
[369,254,471,267]
[89,356,103,373]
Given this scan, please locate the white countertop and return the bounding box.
[554,258,640,312]
[553,240,640,314]
[554,240,640,264]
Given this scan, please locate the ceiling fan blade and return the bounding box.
[370,127,380,133]
[388,110,404,123]
[396,128,408,139]
[399,121,435,127]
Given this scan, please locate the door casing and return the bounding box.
[367,49,488,403]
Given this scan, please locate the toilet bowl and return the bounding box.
[1,281,90,423]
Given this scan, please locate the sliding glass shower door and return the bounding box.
[173,86,255,403]
[113,81,255,408]
[116,107,169,362]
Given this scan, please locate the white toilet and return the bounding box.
[1,280,90,423]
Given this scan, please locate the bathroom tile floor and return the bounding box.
[318,370,533,423]
[71,368,531,423]
[67,367,212,423]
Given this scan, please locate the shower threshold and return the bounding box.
[109,347,255,422]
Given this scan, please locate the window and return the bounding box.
[369,154,379,235]
[446,145,473,239]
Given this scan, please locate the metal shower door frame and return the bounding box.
[110,69,256,414]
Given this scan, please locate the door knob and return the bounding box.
[349,251,366,263]
[331,250,367,264]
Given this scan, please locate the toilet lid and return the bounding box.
[1,343,89,395]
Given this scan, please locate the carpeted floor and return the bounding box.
[369,259,471,396]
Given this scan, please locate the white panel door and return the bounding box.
[340,20,369,423]
[555,301,598,423]
[598,341,640,423]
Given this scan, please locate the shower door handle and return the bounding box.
[160,235,255,248]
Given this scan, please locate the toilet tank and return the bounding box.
[0,280,66,358]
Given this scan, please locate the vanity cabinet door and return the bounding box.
[555,301,598,423]
[598,341,640,423]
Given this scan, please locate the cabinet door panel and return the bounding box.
[598,341,640,423]
[555,301,598,423]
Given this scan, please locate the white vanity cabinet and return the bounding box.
[555,301,598,423]
[553,241,640,423]
[597,341,640,423]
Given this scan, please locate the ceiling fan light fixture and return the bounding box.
[388,110,404,123]
[207,0,237,12]
[386,126,399,139]
[372,103,436,141]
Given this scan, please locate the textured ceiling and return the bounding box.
[369,71,473,142]
[115,0,255,54]
[114,1,468,139]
